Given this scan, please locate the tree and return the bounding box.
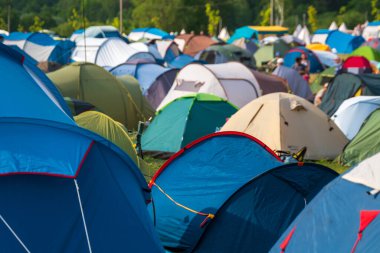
[68,8,88,30]
[260,6,271,26]
[372,0,380,20]
[29,16,44,32]
[307,5,318,32]
[205,2,221,36]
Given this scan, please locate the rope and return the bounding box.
[0,214,31,253]
[152,183,215,222]
[74,179,93,253]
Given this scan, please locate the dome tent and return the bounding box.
[48,62,153,130]
[175,34,218,56]
[149,132,282,251]
[283,47,325,73]
[158,62,262,109]
[71,38,155,67]
[254,39,291,67]
[221,93,348,160]
[0,43,163,252]
[192,163,337,253]
[270,153,380,253]
[142,93,237,156]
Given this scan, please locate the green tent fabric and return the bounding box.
[199,44,256,68]
[340,109,380,166]
[320,73,380,116]
[350,46,380,62]
[48,62,153,130]
[310,67,336,93]
[116,75,155,120]
[74,111,139,166]
[254,40,291,67]
[142,93,238,156]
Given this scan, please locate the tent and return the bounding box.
[351,46,380,62]
[83,25,123,39]
[329,21,338,30]
[272,66,313,100]
[283,47,325,73]
[340,109,380,165]
[254,39,291,67]
[342,56,373,74]
[155,40,181,63]
[311,29,330,44]
[232,37,259,54]
[192,163,337,253]
[270,153,380,253]
[0,43,163,252]
[158,62,262,109]
[48,62,154,130]
[362,38,380,52]
[110,62,179,109]
[281,35,306,47]
[319,73,380,116]
[64,97,97,116]
[293,24,302,37]
[221,93,348,160]
[148,131,283,251]
[326,30,365,54]
[362,21,380,40]
[167,54,198,68]
[251,70,289,95]
[128,42,163,62]
[70,28,84,41]
[332,96,380,140]
[218,27,230,41]
[128,27,173,41]
[229,26,288,43]
[175,34,218,56]
[310,66,336,93]
[196,44,255,68]
[74,111,139,166]
[142,94,237,155]
[71,38,155,67]
[306,43,330,51]
[339,22,349,33]
[4,32,74,64]
[296,26,311,45]
[311,50,340,68]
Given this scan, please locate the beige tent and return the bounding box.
[48,62,153,130]
[221,93,348,160]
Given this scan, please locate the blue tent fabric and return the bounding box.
[228,26,259,43]
[192,163,338,253]
[149,132,282,251]
[0,43,164,252]
[314,29,331,34]
[269,162,380,253]
[131,27,174,40]
[168,54,198,68]
[283,47,325,73]
[0,43,72,118]
[368,21,380,26]
[326,30,365,54]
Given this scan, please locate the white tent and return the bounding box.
[332,96,380,140]
[312,50,339,67]
[155,40,180,61]
[71,38,155,67]
[329,21,338,30]
[180,29,186,35]
[158,62,262,109]
[362,23,380,40]
[129,42,162,60]
[218,27,230,41]
[297,26,311,45]
[339,23,349,33]
[311,32,329,44]
[293,24,302,37]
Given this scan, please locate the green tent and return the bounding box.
[350,46,380,62]
[48,62,153,130]
[340,109,380,166]
[254,40,291,67]
[142,93,238,156]
[199,44,256,68]
[310,67,336,94]
[64,97,97,116]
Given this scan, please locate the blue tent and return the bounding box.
[283,47,325,73]
[192,163,338,253]
[110,62,179,109]
[228,26,259,43]
[0,43,163,252]
[4,32,75,64]
[149,131,283,251]
[168,54,199,68]
[326,30,365,54]
[129,27,174,41]
[270,153,380,253]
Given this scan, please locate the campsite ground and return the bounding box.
[129,132,349,182]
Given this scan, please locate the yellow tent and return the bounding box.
[306,43,331,51]
[221,93,348,160]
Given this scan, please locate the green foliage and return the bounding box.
[205,2,221,36]
[0,17,7,30]
[307,5,318,32]
[29,16,45,32]
[372,0,380,20]
[260,6,271,26]
[68,9,83,30]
